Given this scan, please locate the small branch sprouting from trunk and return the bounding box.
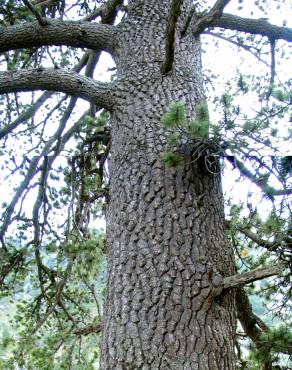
[161,0,184,74]
[223,265,283,289]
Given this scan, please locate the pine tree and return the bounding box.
[0,1,291,369]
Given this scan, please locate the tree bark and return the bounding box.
[0,20,116,52]
[0,69,115,110]
[100,1,236,368]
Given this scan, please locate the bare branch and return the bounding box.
[210,14,292,42]
[0,68,115,110]
[226,222,289,251]
[0,91,53,139]
[0,49,90,140]
[226,156,292,197]
[224,265,283,289]
[161,0,184,74]
[23,0,48,26]
[0,105,92,242]
[203,31,270,67]
[0,20,117,53]
[84,0,123,23]
[192,0,232,36]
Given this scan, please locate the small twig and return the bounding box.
[23,0,48,26]
[269,38,276,86]
[266,37,276,99]
[203,31,270,67]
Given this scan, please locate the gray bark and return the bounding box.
[100,1,236,368]
[0,19,116,52]
[0,69,115,111]
[209,14,292,42]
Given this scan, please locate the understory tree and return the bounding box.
[0,0,291,369]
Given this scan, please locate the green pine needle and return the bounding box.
[161,101,186,128]
[160,151,183,167]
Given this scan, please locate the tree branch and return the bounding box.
[209,14,292,42]
[0,19,117,53]
[236,287,292,362]
[0,68,115,110]
[161,0,184,74]
[203,31,270,66]
[0,50,90,140]
[236,287,273,369]
[223,265,283,289]
[73,324,102,336]
[23,0,48,26]
[192,0,231,36]
[83,0,123,22]
[0,91,53,139]
[226,156,292,197]
[226,222,289,251]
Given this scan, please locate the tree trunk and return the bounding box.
[100,1,236,369]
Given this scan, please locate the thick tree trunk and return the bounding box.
[100,1,236,369]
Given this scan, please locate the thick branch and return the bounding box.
[192,0,231,36]
[0,68,115,110]
[223,265,283,289]
[210,14,292,42]
[0,19,116,53]
[161,0,184,74]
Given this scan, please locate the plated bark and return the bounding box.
[1,0,289,368]
[101,1,236,368]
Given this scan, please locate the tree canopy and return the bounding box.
[0,0,291,369]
